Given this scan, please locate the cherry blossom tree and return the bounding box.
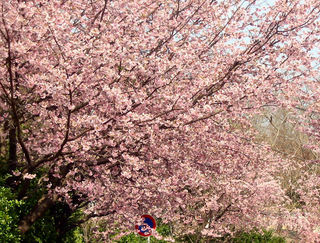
[0,0,319,241]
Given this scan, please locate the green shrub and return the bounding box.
[231,229,286,243]
[63,227,84,243]
[0,186,24,243]
[176,229,286,243]
[116,233,169,243]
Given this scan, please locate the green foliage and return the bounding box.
[116,233,146,243]
[116,233,168,243]
[0,186,24,243]
[155,219,172,237]
[22,213,85,243]
[115,229,286,243]
[22,211,57,243]
[115,218,286,243]
[22,201,86,243]
[63,227,84,243]
[0,172,11,187]
[230,229,286,243]
[175,229,286,243]
[18,170,57,243]
[0,160,85,243]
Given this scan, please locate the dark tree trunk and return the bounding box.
[8,126,17,170]
[54,203,74,242]
[18,194,57,234]
[17,180,31,200]
[5,125,19,189]
[18,155,76,235]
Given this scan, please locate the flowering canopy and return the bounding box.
[0,0,319,241]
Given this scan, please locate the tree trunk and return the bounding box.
[5,125,18,189]
[54,202,74,242]
[18,194,57,234]
[17,180,31,200]
[8,126,17,171]
[0,126,5,158]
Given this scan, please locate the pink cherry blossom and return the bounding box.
[23,173,36,180]
[0,0,319,241]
